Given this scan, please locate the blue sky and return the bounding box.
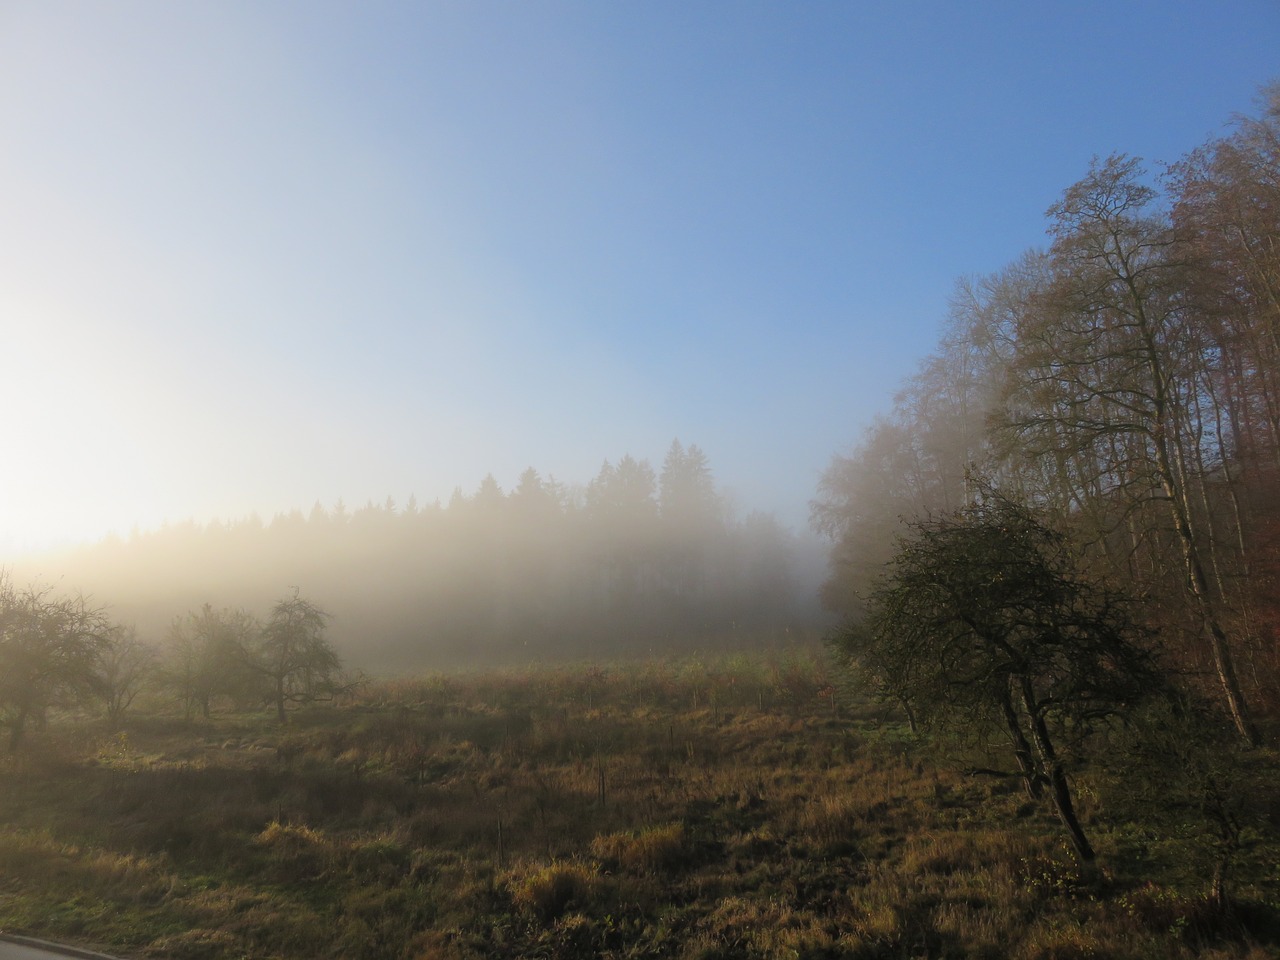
[1,1,1276,553]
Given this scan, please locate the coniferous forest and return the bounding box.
[23,439,823,674]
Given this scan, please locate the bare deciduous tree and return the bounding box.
[254,591,345,724]
[98,624,157,728]
[0,575,111,750]
[164,604,261,720]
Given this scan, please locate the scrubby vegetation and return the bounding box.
[0,652,1275,959]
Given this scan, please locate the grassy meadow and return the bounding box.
[0,650,1276,959]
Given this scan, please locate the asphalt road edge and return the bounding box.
[0,934,127,960]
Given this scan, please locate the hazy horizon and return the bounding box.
[3,2,1276,559]
[7,440,833,674]
[2,439,803,560]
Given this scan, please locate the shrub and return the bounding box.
[590,823,686,873]
[253,821,332,883]
[507,860,600,923]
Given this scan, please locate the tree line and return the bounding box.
[815,85,1280,882]
[43,441,819,673]
[0,578,347,747]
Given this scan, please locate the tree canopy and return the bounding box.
[815,85,1280,741]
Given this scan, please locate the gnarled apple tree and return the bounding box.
[833,493,1160,864]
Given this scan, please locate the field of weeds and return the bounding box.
[0,650,1276,959]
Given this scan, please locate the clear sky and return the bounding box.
[1,1,1276,555]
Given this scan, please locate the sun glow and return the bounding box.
[0,305,168,555]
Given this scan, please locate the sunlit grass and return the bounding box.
[0,650,1275,958]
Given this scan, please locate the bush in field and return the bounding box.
[254,821,334,884]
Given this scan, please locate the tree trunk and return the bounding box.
[1045,760,1094,865]
[7,706,28,752]
[1159,463,1260,745]
[901,698,918,735]
[1019,678,1095,864]
[1000,688,1044,799]
[1131,282,1259,745]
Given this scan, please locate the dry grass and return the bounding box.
[506,860,604,922]
[0,651,1274,959]
[590,823,687,874]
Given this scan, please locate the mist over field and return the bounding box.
[12,442,830,673]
